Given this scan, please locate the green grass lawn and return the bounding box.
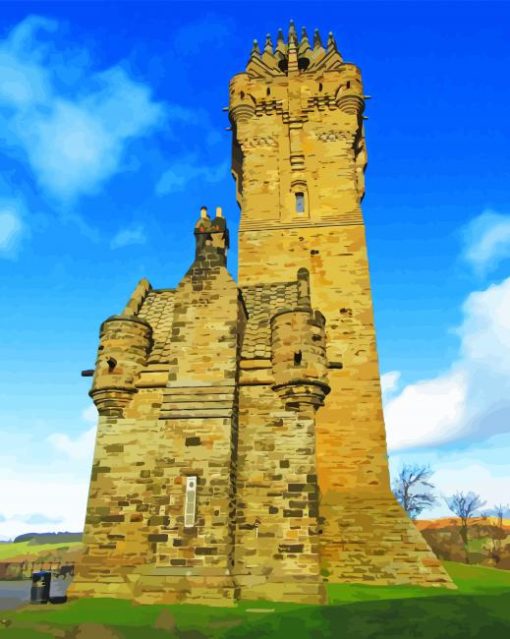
[1,562,509,638]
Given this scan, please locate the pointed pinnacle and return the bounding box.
[288,19,297,44]
[327,31,336,50]
[313,28,323,49]
[251,39,261,56]
[301,26,310,45]
[276,28,286,55]
[264,32,273,53]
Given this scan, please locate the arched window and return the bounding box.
[295,192,305,214]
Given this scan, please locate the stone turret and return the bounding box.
[90,314,152,416]
[271,268,329,410]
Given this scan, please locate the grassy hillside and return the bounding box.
[0,540,83,563]
[417,518,510,569]
[1,562,509,638]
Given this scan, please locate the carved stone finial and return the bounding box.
[251,39,261,57]
[313,28,323,49]
[264,33,273,53]
[327,31,336,51]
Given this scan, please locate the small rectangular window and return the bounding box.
[295,192,305,214]
[184,476,197,528]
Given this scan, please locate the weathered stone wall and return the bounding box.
[235,377,325,604]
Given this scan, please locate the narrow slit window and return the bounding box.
[184,476,197,528]
[295,192,305,214]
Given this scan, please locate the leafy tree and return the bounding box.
[445,491,487,561]
[392,464,436,520]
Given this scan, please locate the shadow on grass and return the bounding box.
[222,593,510,639]
[3,570,510,639]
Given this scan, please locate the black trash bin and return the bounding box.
[31,570,51,604]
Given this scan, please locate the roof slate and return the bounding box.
[240,281,298,359]
[135,280,299,363]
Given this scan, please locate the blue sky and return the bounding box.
[1,1,509,538]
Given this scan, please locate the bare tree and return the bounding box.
[445,491,487,560]
[392,464,436,520]
[494,503,509,529]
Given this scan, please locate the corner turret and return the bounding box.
[270,268,330,410]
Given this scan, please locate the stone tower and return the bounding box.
[69,25,452,606]
[230,23,451,587]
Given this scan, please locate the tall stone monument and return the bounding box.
[69,24,452,606]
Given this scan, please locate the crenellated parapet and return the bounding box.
[229,22,368,228]
[229,22,365,123]
[90,315,152,416]
[270,269,330,410]
[244,22,344,78]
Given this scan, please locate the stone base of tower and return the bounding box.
[319,492,455,588]
[235,574,327,605]
[68,570,240,606]
[69,570,327,606]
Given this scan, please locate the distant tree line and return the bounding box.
[392,463,509,563]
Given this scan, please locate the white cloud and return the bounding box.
[0,16,166,202]
[81,404,97,424]
[385,276,510,451]
[156,157,228,195]
[381,370,401,395]
[0,472,89,539]
[48,404,97,461]
[389,434,510,517]
[110,224,146,249]
[0,201,24,257]
[48,426,96,462]
[0,406,97,539]
[21,513,63,525]
[462,210,510,275]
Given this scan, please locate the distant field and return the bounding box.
[1,562,509,638]
[415,517,510,531]
[0,541,83,562]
